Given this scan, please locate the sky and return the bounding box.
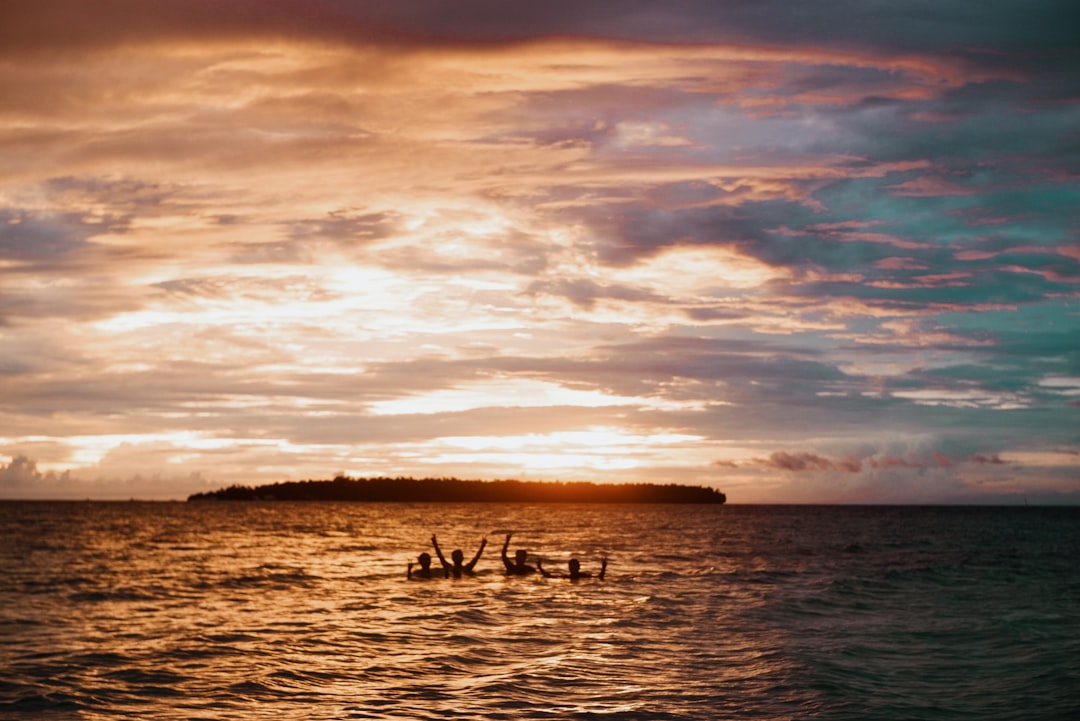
[1,0,1078,503]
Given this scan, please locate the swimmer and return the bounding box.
[431,534,487,578]
[538,556,607,581]
[407,551,444,579]
[501,532,536,575]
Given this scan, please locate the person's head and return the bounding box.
[418,552,431,569]
[568,558,581,574]
[451,549,464,566]
[514,549,528,565]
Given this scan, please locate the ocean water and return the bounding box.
[1,502,1078,720]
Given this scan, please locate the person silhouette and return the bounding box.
[501,532,536,575]
[408,551,445,579]
[538,556,607,581]
[431,534,486,577]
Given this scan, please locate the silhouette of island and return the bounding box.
[187,476,726,504]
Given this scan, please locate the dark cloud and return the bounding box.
[764,451,861,473]
[524,277,668,309]
[762,449,1015,474]
[8,1,1076,70]
[0,209,91,263]
[0,1,360,56]
[355,0,1080,75]
[0,178,192,273]
[573,202,772,267]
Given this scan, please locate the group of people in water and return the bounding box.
[408,531,607,581]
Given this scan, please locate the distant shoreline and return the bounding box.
[186,476,727,504]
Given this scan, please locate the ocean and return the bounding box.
[1,501,1077,720]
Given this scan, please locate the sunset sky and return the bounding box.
[1,0,1077,502]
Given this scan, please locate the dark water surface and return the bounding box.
[1,502,1078,720]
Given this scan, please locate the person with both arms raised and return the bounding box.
[431,534,487,578]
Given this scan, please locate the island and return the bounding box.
[187,475,726,504]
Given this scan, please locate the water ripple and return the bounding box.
[1,502,1078,720]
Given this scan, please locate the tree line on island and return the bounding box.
[187,475,727,504]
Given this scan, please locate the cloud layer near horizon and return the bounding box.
[2,0,1078,502]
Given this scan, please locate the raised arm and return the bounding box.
[537,559,555,578]
[465,536,487,571]
[407,560,414,579]
[501,532,513,571]
[599,557,608,580]
[431,534,449,568]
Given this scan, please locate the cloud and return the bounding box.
[0,455,55,488]
[0,1,1076,501]
[764,451,861,473]
[758,450,977,475]
[740,444,1080,504]
[0,452,215,500]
